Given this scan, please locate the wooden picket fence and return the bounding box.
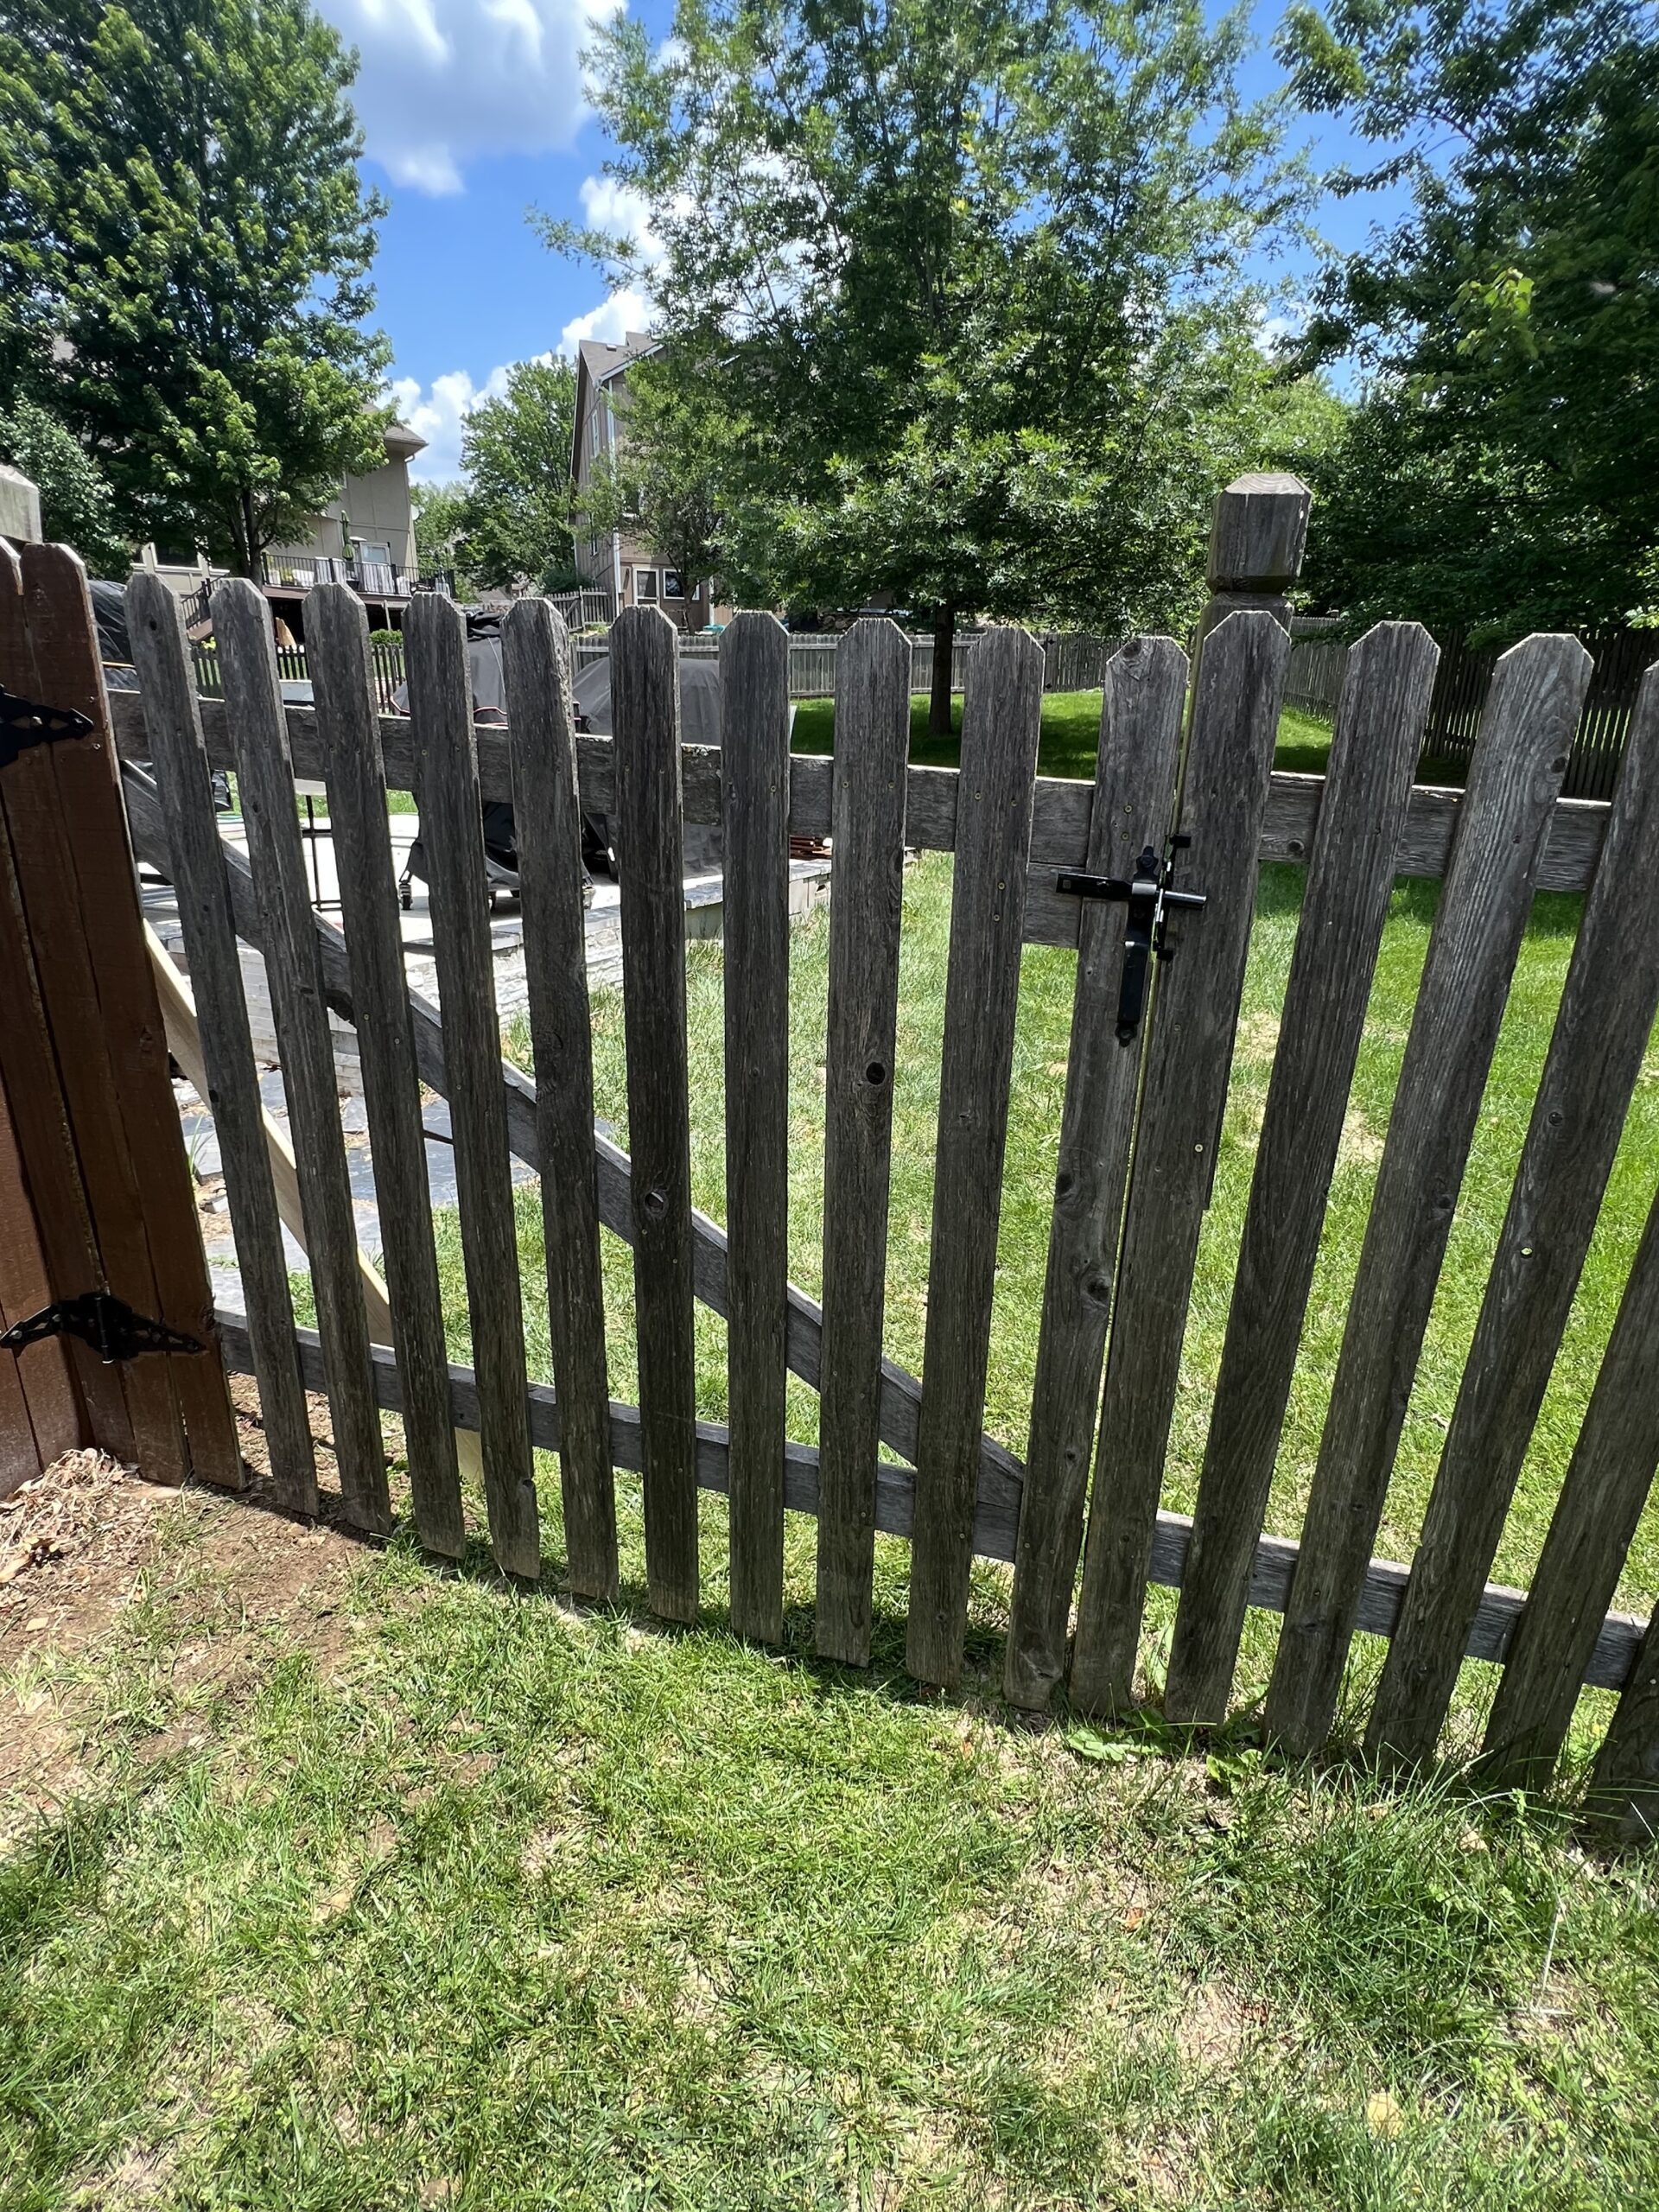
[19,473,1644,1847]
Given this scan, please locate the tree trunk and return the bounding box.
[930,603,956,737]
[235,490,260,582]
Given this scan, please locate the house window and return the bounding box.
[633,568,659,603]
[662,569,684,601]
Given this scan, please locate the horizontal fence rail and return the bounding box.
[106,539,1659,1837]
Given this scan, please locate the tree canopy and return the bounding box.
[571,364,723,627]
[0,397,129,577]
[552,0,1306,722]
[0,0,391,577]
[454,357,581,592]
[1279,0,1659,636]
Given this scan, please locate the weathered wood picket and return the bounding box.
[3,470,1652,1845]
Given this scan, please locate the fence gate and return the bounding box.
[79,472,1659,1847]
[0,540,238,1496]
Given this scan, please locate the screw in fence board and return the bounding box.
[403,594,540,1577]
[500,597,618,1602]
[1002,636,1187,1712]
[1162,623,1440,1726]
[1483,1186,1659,1794]
[721,613,792,1643]
[22,543,242,1488]
[906,626,1045,1689]
[1367,647,1657,1769]
[816,618,912,1666]
[1068,610,1292,1718]
[215,583,391,1535]
[308,583,463,1556]
[127,575,314,1507]
[0,546,181,1474]
[1263,634,1592,1760]
[612,606,699,1622]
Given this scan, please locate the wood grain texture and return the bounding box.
[1368,647,1655,1768]
[308,583,462,1555]
[1163,623,1440,1724]
[720,613,791,1642]
[815,619,912,1664]
[128,576,310,1501]
[1265,633,1591,1759]
[20,544,238,1485]
[215,583,389,1533]
[120,755,1025,1535]
[214,1314,1650,1705]
[611,607,698,1621]
[1590,1607,1659,1843]
[0,1058,80,1487]
[111,693,1612,906]
[1484,1185,1659,1789]
[1068,611,1292,1716]
[0,547,169,1471]
[1002,638,1187,1710]
[404,594,540,1575]
[500,596,617,1601]
[907,626,1046,1688]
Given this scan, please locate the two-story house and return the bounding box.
[569,334,727,627]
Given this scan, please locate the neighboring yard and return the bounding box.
[8,698,1659,2208]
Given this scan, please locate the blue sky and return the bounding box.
[314,0,1406,481]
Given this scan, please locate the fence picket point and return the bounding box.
[1265,633,1592,1759]
[1163,623,1440,1724]
[1004,636,1187,1711]
[907,626,1045,1689]
[817,617,912,1665]
[501,596,618,1602]
[404,594,540,1577]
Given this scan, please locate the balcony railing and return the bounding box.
[258,553,454,599]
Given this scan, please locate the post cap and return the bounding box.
[1207,473,1312,593]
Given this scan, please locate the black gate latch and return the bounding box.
[0,1292,203,1364]
[1056,835,1208,1044]
[0,685,94,773]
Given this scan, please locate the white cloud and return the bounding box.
[317,0,621,194]
[578,175,662,260]
[558,286,652,356]
[389,361,522,477]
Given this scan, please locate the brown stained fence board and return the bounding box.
[114,694,1619,906]
[1003,637,1187,1712]
[816,619,912,1666]
[21,543,240,1489]
[0,548,174,1471]
[907,627,1046,1689]
[721,613,791,1643]
[404,594,539,1578]
[308,583,463,1557]
[1265,635,1592,1759]
[1163,623,1440,1725]
[216,584,389,1535]
[118,760,1032,1537]
[0,1061,79,1487]
[1483,1185,1659,1790]
[1367,654,1659,1767]
[612,607,699,1623]
[126,577,311,1507]
[1069,611,1292,1717]
[500,597,617,1601]
[1591,1612,1659,1843]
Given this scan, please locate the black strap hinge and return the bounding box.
[0,1292,203,1364]
[1056,835,1208,1044]
[0,685,95,773]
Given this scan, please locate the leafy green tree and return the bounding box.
[456,358,580,591]
[0,397,129,575]
[1279,0,1659,635]
[553,0,1305,731]
[571,362,722,628]
[0,0,390,578]
[410,479,473,587]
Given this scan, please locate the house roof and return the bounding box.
[382,419,428,461]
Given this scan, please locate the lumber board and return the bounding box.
[816,618,912,1665]
[1003,636,1186,1710]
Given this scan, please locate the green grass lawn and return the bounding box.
[9,694,1659,2209]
